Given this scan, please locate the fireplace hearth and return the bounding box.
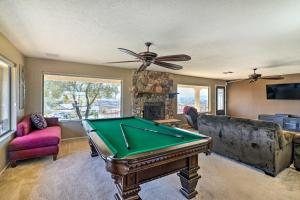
[143,102,165,120]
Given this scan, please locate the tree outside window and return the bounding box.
[44,74,121,120]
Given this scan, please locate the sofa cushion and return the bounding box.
[183,106,191,114]
[16,116,32,137]
[45,117,59,127]
[31,113,47,130]
[183,106,198,130]
[9,126,61,151]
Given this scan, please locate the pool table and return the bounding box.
[82,116,212,200]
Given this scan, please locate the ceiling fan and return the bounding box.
[227,68,284,84]
[107,42,191,72]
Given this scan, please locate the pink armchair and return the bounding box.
[8,115,61,167]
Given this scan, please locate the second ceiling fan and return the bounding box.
[107,42,191,72]
[227,68,284,83]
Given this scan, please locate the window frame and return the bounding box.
[177,84,210,114]
[0,56,13,137]
[42,73,124,121]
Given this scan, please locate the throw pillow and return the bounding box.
[31,113,47,129]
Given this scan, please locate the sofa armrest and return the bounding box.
[276,130,294,149]
[283,130,299,137]
[45,117,59,127]
[282,130,298,142]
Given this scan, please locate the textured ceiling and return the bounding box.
[1,0,300,80]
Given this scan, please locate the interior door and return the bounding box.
[216,86,226,115]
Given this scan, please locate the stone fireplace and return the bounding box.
[132,70,175,119]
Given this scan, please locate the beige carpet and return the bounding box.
[0,138,299,200]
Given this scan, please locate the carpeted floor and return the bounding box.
[0,138,299,200]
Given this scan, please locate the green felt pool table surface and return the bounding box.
[85,116,207,158]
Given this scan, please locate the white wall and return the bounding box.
[227,73,300,119]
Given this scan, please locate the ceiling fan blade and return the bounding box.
[155,54,191,62]
[261,75,284,80]
[106,60,140,64]
[118,48,144,60]
[137,64,148,72]
[153,61,183,70]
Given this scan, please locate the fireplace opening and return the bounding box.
[143,102,165,120]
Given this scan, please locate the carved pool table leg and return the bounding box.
[178,155,201,199]
[89,138,98,157]
[113,173,141,200]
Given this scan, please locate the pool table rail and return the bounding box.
[105,137,211,175]
[82,120,116,160]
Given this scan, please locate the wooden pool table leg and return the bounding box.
[89,138,98,157]
[177,155,201,199]
[113,173,141,200]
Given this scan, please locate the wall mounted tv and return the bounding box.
[266,83,300,100]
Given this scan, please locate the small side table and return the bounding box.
[153,118,181,127]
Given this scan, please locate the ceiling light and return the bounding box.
[223,71,234,74]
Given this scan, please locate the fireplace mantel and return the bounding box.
[135,91,178,98]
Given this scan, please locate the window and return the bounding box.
[0,59,11,135]
[43,74,122,120]
[177,84,209,114]
[216,86,226,115]
[199,87,209,112]
[217,88,224,110]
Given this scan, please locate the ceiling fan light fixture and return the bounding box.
[109,42,191,72]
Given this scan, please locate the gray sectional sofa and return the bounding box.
[197,115,294,176]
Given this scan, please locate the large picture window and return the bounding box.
[43,74,122,120]
[0,59,11,135]
[177,84,209,114]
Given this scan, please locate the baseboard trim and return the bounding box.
[61,136,87,141]
[0,162,10,176]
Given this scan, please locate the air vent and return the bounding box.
[45,53,59,58]
[223,71,234,74]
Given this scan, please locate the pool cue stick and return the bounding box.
[120,123,130,149]
[122,124,184,139]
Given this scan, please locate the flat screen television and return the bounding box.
[266,83,300,100]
